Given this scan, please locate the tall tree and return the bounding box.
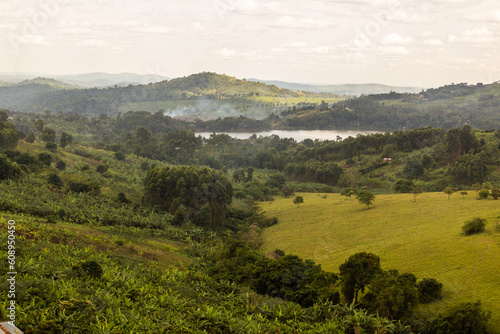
[339,252,381,304]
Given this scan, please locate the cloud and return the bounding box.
[76,39,108,48]
[269,16,334,29]
[134,25,171,34]
[382,33,414,45]
[214,48,258,59]
[422,38,444,46]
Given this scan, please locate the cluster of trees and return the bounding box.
[143,165,233,229]
[284,161,343,185]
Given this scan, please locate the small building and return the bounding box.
[0,322,24,334]
[383,158,392,163]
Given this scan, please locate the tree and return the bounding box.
[0,118,19,150]
[418,278,443,303]
[430,301,491,334]
[411,187,422,203]
[293,196,304,207]
[25,131,36,143]
[232,168,246,182]
[34,119,44,133]
[339,252,381,304]
[0,155,20,180]
[144,165,233,229]
[444,187,455,200]
[341,187,357,199]
[356,190,375,209]
[281,185,295,198]
[462,217,486,235]
[393,179,414,193]
[59,131,73,147]
[246,166,254,182]
[41,127,56,143]
[403,159,424,179]
[38,152,53,166]
[490,188,500,200]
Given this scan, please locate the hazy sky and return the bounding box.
[1,0,499,87]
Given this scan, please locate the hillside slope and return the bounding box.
[259,192,500,331]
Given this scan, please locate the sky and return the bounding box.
[1,0,499,87]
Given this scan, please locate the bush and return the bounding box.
[430,301,491,334]
[418,278,443,303]
[115,152,126,160]
[393,179,415,193]
[462,217,486,235]
[48,173,64,188]
[72,261,103,279]
[38,152,53,166]
[478,189,489,199]
[45,142,57,152]
[0,155,20,180]
[281,185,295,197]
[96,164,109,174]
[55,160,66,171]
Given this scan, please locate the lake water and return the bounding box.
[196,129,381,142]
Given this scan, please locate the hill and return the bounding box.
[248,78,423,95]
[259,192,500,331]
[0,72,305,116]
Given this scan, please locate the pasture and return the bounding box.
[259,192,500,329]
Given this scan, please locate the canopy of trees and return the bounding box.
[143,165,233,229]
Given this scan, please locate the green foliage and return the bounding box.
[37,152,53,166]
[41,127,56,143]
[59,131,73,147]
[293,196,304,207]
[25,131,36,143]
[339,252,381,304]
[116,192,131,204]
[55,160,66,171]
[0,118,18,150]
[281,185,295,197]
[45,142,57,152]
[265,172,287,189]
[0,154,20,180]
[356,190,375,208]
[96,164,109,174]
[447,152,488,184]
[362,270,418,320]
[430,301,491,334]
[418,278,443,303]
[47,173,63,188]
[411,187,423,202]
[144,165,233,229]
[404,159,424,179]
[72,261,103,279]
[207,239,339,307]
[479,189,489,199]
[490,188,500,200]
[393,179,415,193]
[114,151,125,160]
[462,217,486,235]
[444,187,455,200]
[341,187,357,199]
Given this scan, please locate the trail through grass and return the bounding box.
[259,192,500,329]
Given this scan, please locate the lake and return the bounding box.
[196,129,381,142]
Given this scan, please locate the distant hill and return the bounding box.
[0,72,169,88]
[0,72,304,115]
[248,79,423,95]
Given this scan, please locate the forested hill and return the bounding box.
[278,81,500,131]
[0,72,305,116]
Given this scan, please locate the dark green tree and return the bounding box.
[25,131,36,143]
[430,301,491,334]
[41,127,56,143]
[293,196,304,207]
[144,165,233,229]
[59,131,73,147]
[356,190,375,209]
[444,187,455,200]
[411,187,422,202]
[339,252,381,304]
[418,278,443,303]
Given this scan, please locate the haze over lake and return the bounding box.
[196,129,381,142]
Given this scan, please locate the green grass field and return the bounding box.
[259,192,500,330]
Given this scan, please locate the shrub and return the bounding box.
[462,217,486,235]
[72,261,103,279]
[478,189,489,199]
[490,188,500,200]
[38,152,53,166]
[0,155,20,180]
[430,301,491,334]
[55,160,66,171]
[393,179,415,193]
[45,142,57,152]
[281,185,295,197]
[117,192,131,204]
[80,163,90,171]
[140,161,150,171]
[48,173,64,188]
[96,164,109,174]
[418,278,443,303]
[115,152,126,160]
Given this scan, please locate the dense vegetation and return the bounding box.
[1,77,500,332]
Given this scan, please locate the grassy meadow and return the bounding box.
[259,191,500,329]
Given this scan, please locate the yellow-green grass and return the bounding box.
[260,192,500,329]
